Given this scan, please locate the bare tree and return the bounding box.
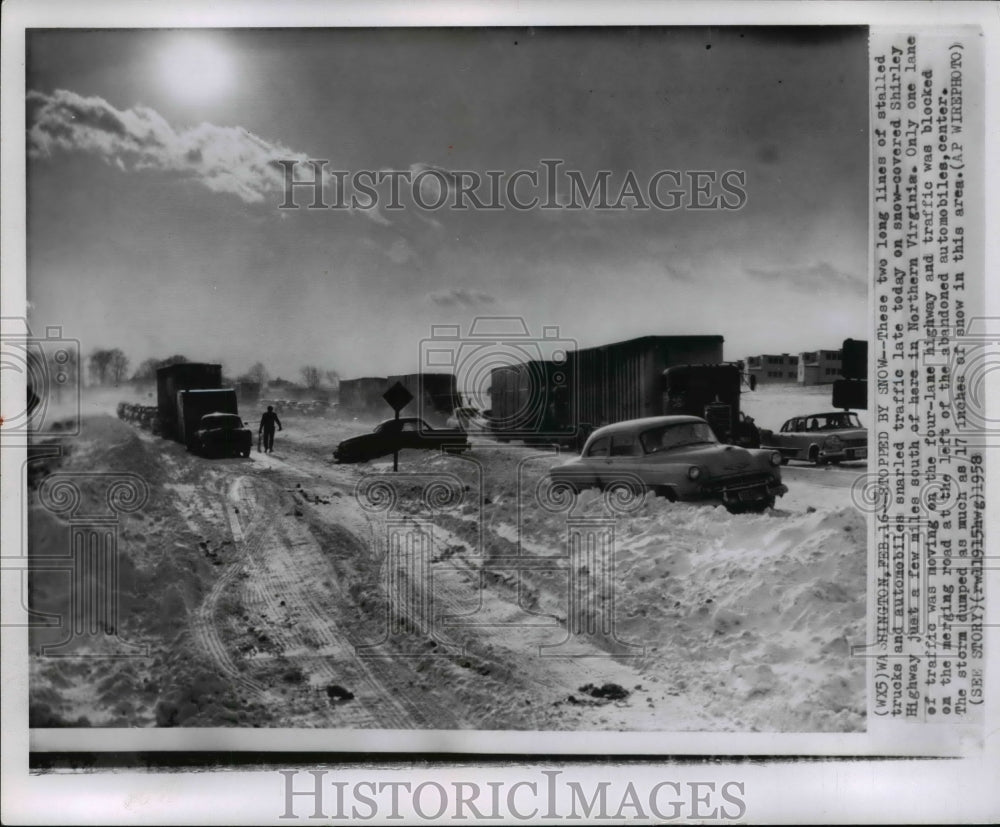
[245,362,268,388]
[300,365,322,390]
[108,349,130,386]
[88,349,112,385]
[131,358,161,383]
[324,369,340,388]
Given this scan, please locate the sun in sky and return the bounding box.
[157,33,234,104]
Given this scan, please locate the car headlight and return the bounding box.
[770,451,782,466]
[823,435,844,452]
[687,466,701,480]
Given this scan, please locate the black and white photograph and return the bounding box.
[21,23,870,735]
[2,1,996,824]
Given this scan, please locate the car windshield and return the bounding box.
[201,414,241,429]
[640,422,718,454]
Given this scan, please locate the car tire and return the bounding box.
[808,446,822,465]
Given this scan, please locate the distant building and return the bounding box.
[746,353,799,384]
[339,377,388,412]
[234,380,261,403]
[798,349,843,385]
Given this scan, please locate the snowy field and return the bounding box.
[28,383,867,732]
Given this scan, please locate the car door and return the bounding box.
[573,435,610,486]
[787,418,812,458]
[601,432,643,487]
[398,419,423,450]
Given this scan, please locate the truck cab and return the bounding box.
[662,363,759,447]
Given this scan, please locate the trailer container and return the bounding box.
[387,373,461,425]
[570,335,724,432]
[488,360,574,442]
[156,363,222,439]
[338,377,388,413]
[488,335,725,445]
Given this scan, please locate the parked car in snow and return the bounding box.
[191,412,253,458]
[759,411,867,465]
[333,417,470,463]
[547,415,787,513]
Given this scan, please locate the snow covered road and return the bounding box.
[28,412,867,732]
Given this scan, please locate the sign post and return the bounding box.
[382,381,414,472]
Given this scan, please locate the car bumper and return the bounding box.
[202,437,252,455]
[700,473,787,505]
[822,446,867,461]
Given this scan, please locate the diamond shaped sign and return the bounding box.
[383,381,414,413]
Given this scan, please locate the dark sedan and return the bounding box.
[334,417,470,463]
[192,412,253,458]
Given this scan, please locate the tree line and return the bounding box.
[83,350,339,391]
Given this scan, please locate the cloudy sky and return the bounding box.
[26,27,868,381]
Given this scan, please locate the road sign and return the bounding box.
[383,381,413,413]
[383,382,414,472]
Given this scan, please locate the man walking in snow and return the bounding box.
[258,405,283,453]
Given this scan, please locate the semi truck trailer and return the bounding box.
[156,362,222,440]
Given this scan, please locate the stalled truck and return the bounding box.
[489,335,757,448]
[176,388,240,448]
[152,362,244,452]
[156,362,223,440]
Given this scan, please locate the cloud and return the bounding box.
[745,261,866,296]
[427,288,497,307]
[27,89,313,205]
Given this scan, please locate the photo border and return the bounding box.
[3,1,997,823]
